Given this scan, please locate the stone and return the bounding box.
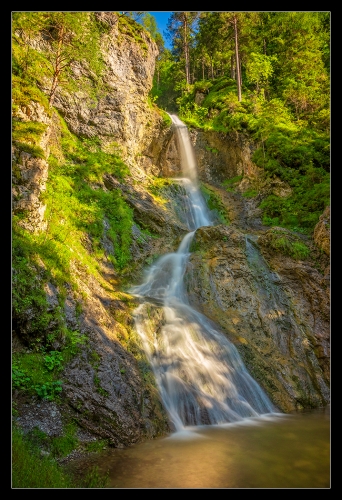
[313,206,330,256]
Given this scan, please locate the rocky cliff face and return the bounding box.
[186,224,329,412]
[52,12,175,182]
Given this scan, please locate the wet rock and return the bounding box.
[186,224,330,412]
[313,206,330,256]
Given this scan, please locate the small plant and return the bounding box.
[223,175,244,186]
[242,189,258,198]
[50,422,78,458]
[34,381,63,400]
[44,351,64,371]
[94,375,109,397]
[205,146,219,154]
[261,228,310,260]
[81,466,109,488]
[85,440,108,453]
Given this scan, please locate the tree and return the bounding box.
[13,12,105,107]
[166,12,199,85]
[246,52,276,97]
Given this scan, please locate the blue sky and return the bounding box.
[148,12,173,49]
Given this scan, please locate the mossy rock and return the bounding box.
[258,227,310,260]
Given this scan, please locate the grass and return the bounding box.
[12,425,109,488]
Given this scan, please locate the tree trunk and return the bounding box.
[230,54,235,79]
[239,56,242,90]
[183,14,190,84]
[202,58,205,80]
[233,15,242,101]
[48,24,65,107]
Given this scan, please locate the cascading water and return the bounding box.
[129,114,277,432]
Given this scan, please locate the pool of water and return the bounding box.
[70,406,330,488]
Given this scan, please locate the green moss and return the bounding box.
[93,375,109,398]
[117,15,148,53]
[242,189,258,198]
[12,76,51,116]
[205,146,219,154]
[200,184,229,224]
[262,228,310,260]
[85,440,108,452]
[13,142,45,159]
[160,109,172,127]
[49,422,79,458]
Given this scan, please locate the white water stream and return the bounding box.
[129,114,277,432]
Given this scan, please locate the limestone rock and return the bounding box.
[186,224,330,412]
[313,206,330,256]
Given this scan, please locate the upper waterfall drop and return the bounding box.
[168,113,212,230]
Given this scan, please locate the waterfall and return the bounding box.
[129,115,277,432]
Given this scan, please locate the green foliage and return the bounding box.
[12,425,74,488]
[12,119,48,159]
[205,146,219,154]
[12,326,86,400]
[263,228,310,260]
[173,65,329,234]
[160,109,172,127]
[118,14,148,53]
[49,423,78,458]
[147,177,173,196]
[193,80,213,94]
[12,76,51,115]
[178,101,209,128]
[13,353,58,401]
[12,249,55,341]
[154,12,329,235]
[34,381,63,400]
[222,175,244,191]
[245,52,277,95]
[12,12,106,106]
[85,440,108,452]
[14,121,134,281]
[12,424,109,488]
[151,50,181,111]
[242,189,258,198]
[44,351,64,371]
[200,184,229,224]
